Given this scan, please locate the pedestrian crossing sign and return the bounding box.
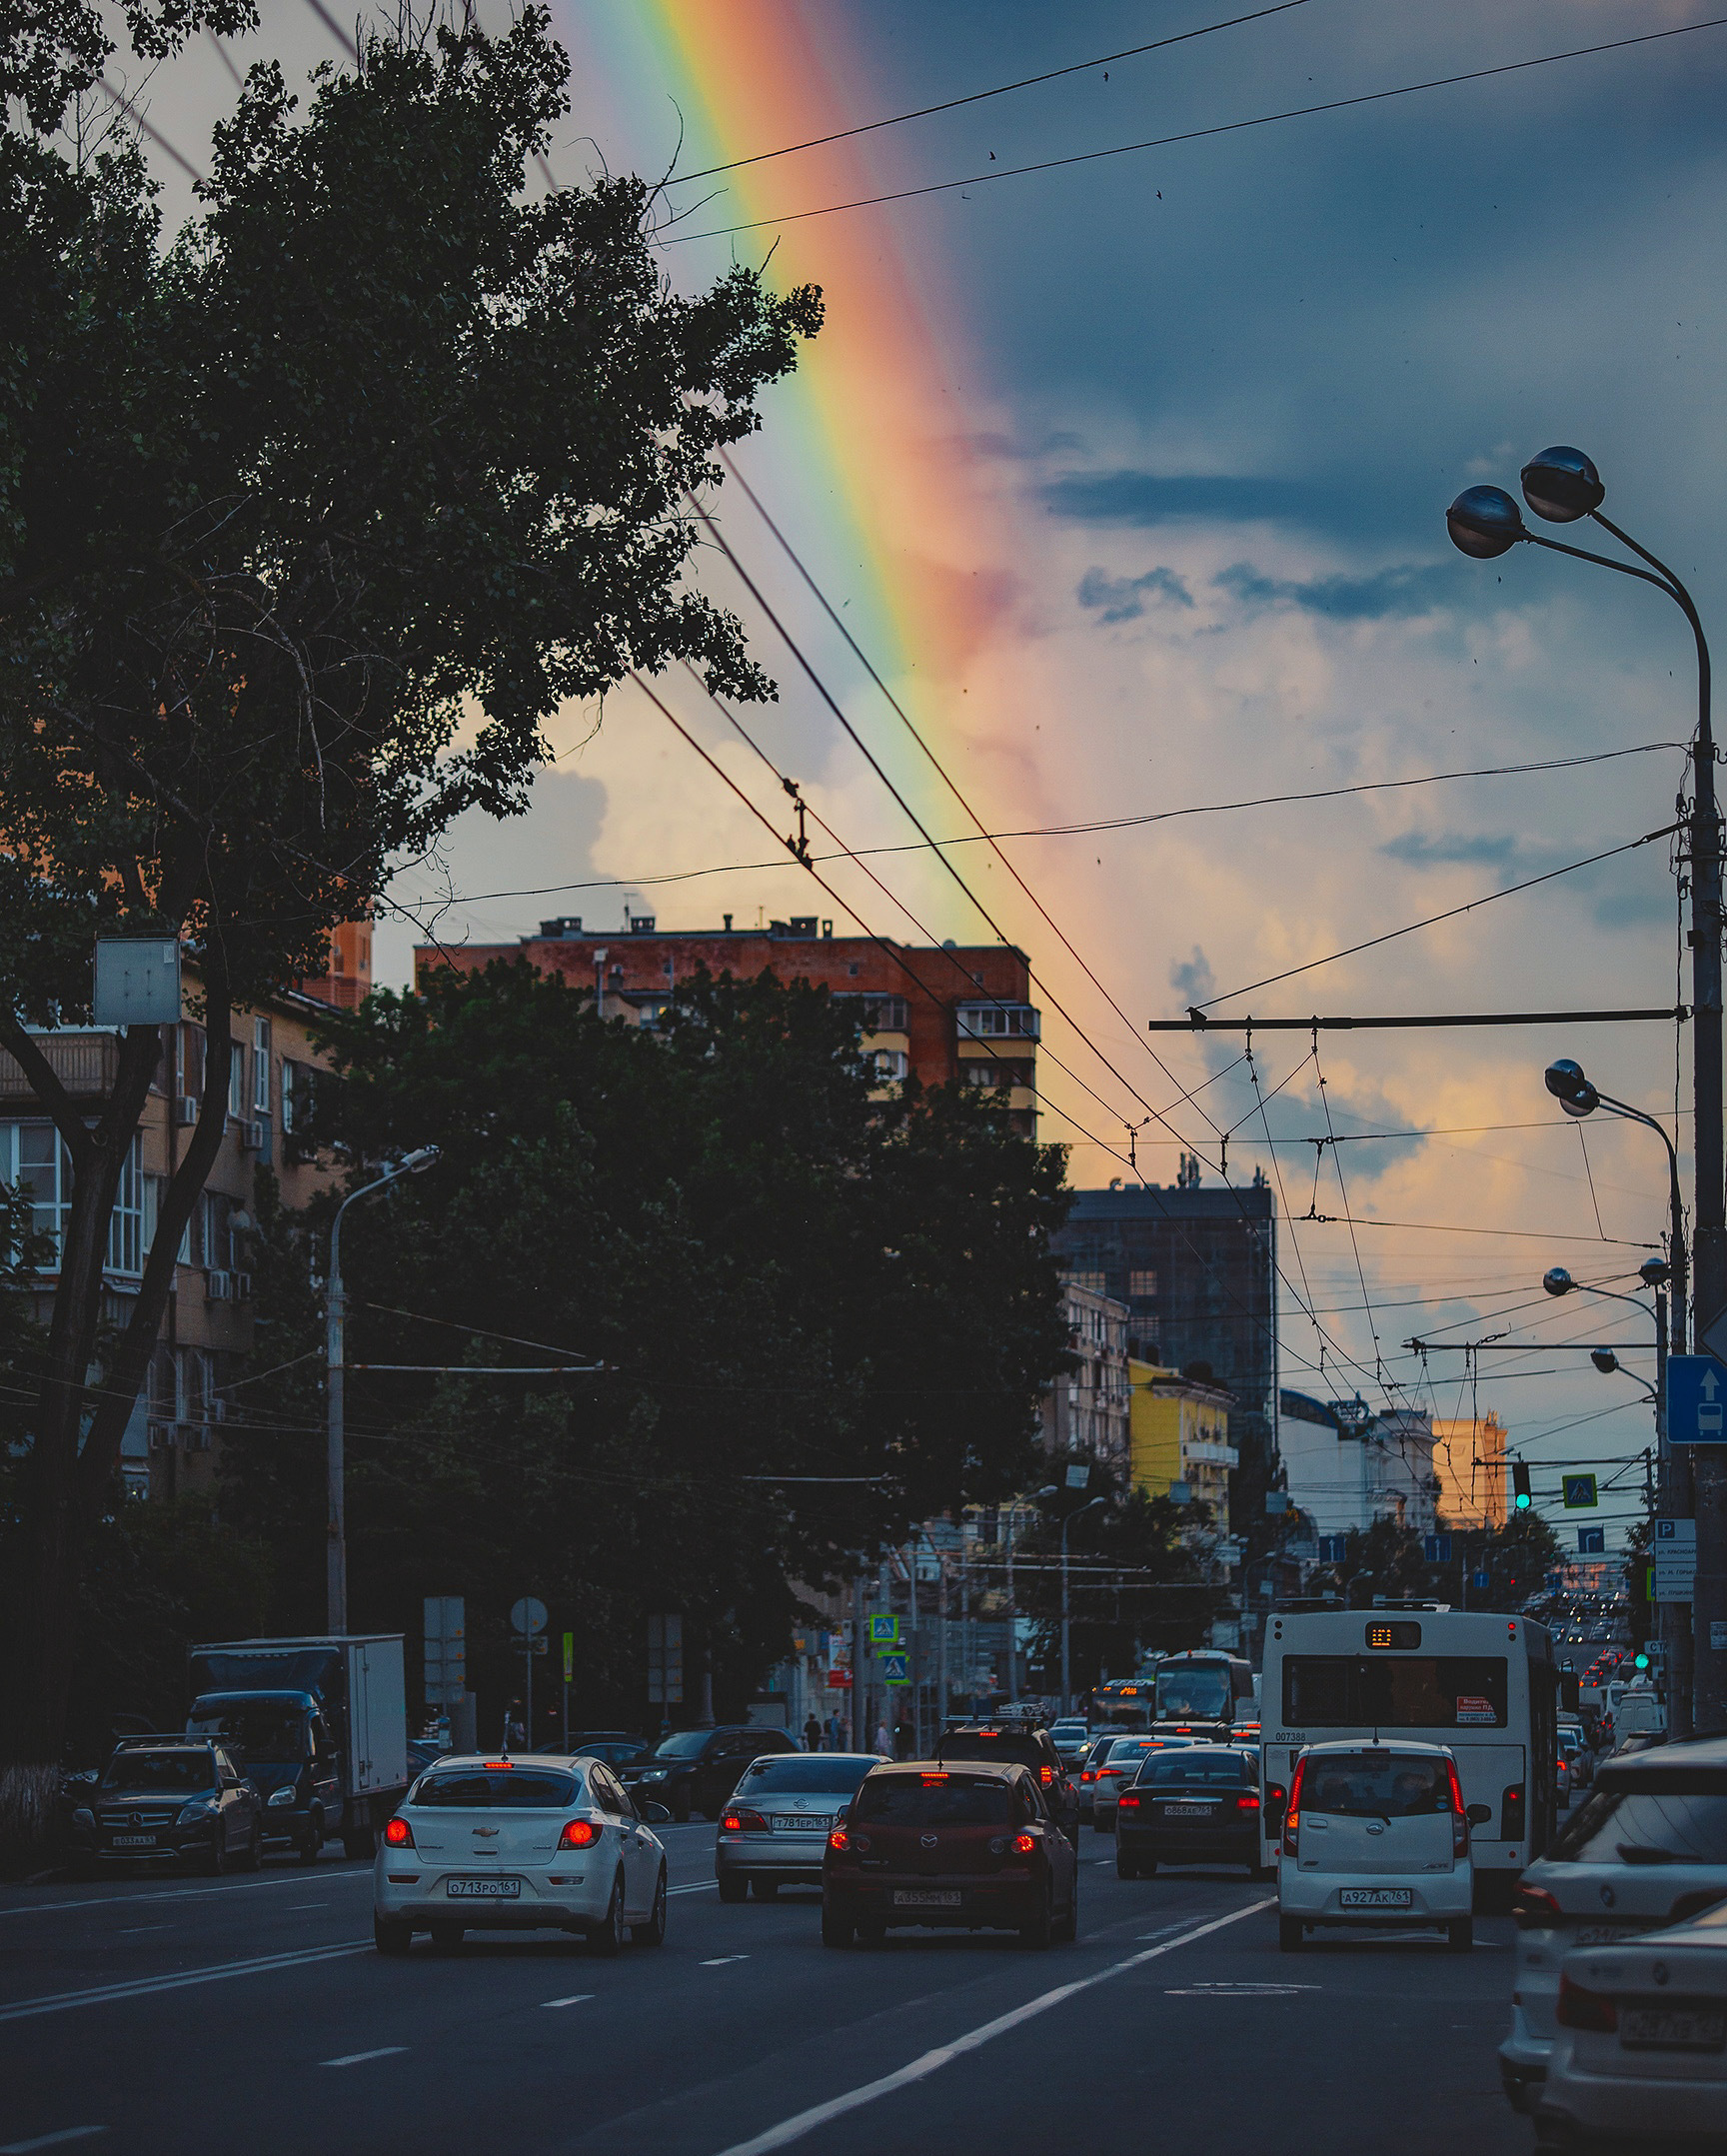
[880,1652,910,1686]
[1562,1475,1598,1509]
[866,1615,899,1646]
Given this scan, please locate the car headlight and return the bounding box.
[641,1769,668,1782]
[176,1798,219,1826]
[267,1785,296,1807]
[72,1807,94,1829]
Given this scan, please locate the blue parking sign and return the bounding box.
[1668,1355,1727,1444]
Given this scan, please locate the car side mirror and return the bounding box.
[1466,1803,1492,1825]
[641,1801,673,1826]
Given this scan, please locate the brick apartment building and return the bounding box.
[0,927,368,1499]
[416,914,1040,1130]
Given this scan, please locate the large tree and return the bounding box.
[216,962,1074,1733]
[0,3,820,1842]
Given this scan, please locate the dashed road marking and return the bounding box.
[0,1940,372,2021]
[541,1994,596,2009]
[322,2047,408,2069]
[701,1956,750,1967]
[0,2131,108,2153]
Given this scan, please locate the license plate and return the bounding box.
[772,1815,832,1832]
[109,1833,157,1848]
[1574,1924,1643,1945]
[892,1889,961,1907]
[447,1876,522,1899]
[1338,1888,1412,1909]
[1621,2006,1726,2052]
[1164,1804,1216,1818]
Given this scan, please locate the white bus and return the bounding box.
[1258,1607,1559,1885]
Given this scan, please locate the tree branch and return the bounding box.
[0,1018,94,1174]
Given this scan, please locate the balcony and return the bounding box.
[0,1032,121,1102]
[955,1003,1039,1042]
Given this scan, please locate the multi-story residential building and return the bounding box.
[1051,1183,1277,1531]
[1432,1411,1508,1528]
[1278,1391,1440,1539]
[1039,1281,1130,1473]
[0,935,364,1499]
[1127,1357,1238,1520]
[414,915,1039,1131]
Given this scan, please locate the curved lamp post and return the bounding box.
[327,1146,441,1632]
[1541,1064,1687,1347]
[1058,1493,1108,1714]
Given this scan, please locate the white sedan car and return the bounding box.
[374,1753,671,1955]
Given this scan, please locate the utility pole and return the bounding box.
[1004,1507,1019,1704]
[936,1548,948,1734]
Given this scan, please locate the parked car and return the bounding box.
[821,1761,1077,1947]
[1537,1897,1727,2146]
[933,1722,1078,1843]
[1115,1744,1266,1879]
[69,1737,263,1875]
[618,1725,798,1821]
[374,1751,672,1955]
[1276,1738,1481,1953]
[716,1753,882,1901]
[1501,1733,1727,2115]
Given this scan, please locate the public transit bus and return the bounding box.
[1258,1607,1558,1883]
[1152,1650,1255,1740]
[1089,1677,1156,1732]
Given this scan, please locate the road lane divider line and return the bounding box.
[0,2130,108,2153]
[541,1995,595,2009]
[700,1956,750,1967]
[0,1870,372,1918]
[668,1882,718,1895]
[322,2047,408,2068]
[712,1897,1274,2156]
[0,1940,373,2021]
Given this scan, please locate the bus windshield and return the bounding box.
[1156,1668,1231,1720]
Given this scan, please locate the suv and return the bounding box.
[934,1723,1078,1843]
[70,1738,263,1874]
[1500,1733,1727,2115]
[618,1725,798,1821]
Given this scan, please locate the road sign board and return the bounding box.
[1655,1516,1697,1602]
[562,1631,573,1686]
[1472,1571,1491,1590]
[1065,1463,1091,1489]
[880,1652,910,1685]
[423,1595,466,1706]
[510,1596,548,1636]
[1318,1534,1347,1563]
[1668,1356,1727,1444]
[647,1613,683,1704]
[1423,1533,1452,1562]
[1562,1475,1599,1509]
[1577,1526,1606,1554]
[866,1615,899,1646]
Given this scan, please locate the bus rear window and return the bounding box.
[1283,1656,1508,1730]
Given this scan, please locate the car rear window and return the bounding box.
[853,1774,1016,1827]
[1547,1776,1727,1865]
[1283,1655,1509,1729]
[736,1758,876,1796]
[937,1732,1042,1771]
[413,1770,581,1809]
[1137,1752,1250,1788]
[1300,1753,1452,1817]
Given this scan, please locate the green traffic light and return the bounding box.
[1634,1651,1650,1670]
[1514,1492,1531,1509]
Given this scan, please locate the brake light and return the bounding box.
[1012,1831,1035,1854]
[1512,1884,1563,1930]
[383,1815,414,1848]
[829,1828,849,1852]
[484,1761,513,1770]
[1039,1765,1053,1785]
[558,1818,599,1849]
[1080,1770,1095,1783]
[1446,1754,1468,1858]
[1175,1726,1192,1735]
[1116,1794,1140,1810]
[1501,1783,1526,1841]
[1556,1974,1618,2032]
[721,1809,769,1834]
[1282,1756,1308,1859]
[1235,1793,1260,1813]
[920,1773,948,1786]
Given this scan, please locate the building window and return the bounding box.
[1062,1270,1107,1294]
[868,1050,907,1081]
[252,1018,271,1114]
[955,1003,1040,1041]
[228,1042,245,1118]
[281,1060,299,1133]
[6,1123,144,1276]
[1128,1268,1157,1298]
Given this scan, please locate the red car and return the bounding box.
[822,1762,1078,1949]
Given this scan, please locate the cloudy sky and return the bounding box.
[119,1,1727,1548]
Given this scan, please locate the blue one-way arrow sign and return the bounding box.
[1668,1355,1727,1445]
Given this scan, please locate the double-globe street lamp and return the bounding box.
[1450,448,1725,1728]
[327,1147,441,1632]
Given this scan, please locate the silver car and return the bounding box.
[716,1753,883,1901]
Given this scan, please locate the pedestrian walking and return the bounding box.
[872,1717,891,1756]
[804,1713,822,1753]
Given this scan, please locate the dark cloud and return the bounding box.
[1076,564,1192,623]
[1379,830,1521,869]
[1041,469,1359,531]
[1169,946,1215,1009]
[1215,559,1466,621]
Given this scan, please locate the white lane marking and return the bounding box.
[540,1994,595,2009]
[322,2047,407,2069]
[0,2132,108,2153]
[668,1882,717,1896]
[700,1956,750,1967]
[0,1940,372,2022]
[712,1898,1273,2156]
[287,1903,328,1910]
[0,1871,369,1918]
[116,1926,168,1935]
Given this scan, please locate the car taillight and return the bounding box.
[1501,1783,1526,1841]
[1282,1757,1308,1859]
[1012,1832,1035,1854]
[1235,1793,1260,1813]
[1116,1794,1140,1810]
[383,1816,413,1848]
[1039,1766,1053,1785]
[1446,1755,1469,1857]
[558,1819,599,1849]
[1512,1884,1563,1930]
[721,1809,769,1834]
[1557,1975,1618,2032]
[1080,1771,1095,1783]
[829,1827,869,1854]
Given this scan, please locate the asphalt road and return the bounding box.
[0,1823,1532,2156]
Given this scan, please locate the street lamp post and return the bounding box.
[1451,450,1723,1728]
[1058,1495,1107,1713]
[327,1147,441,1633]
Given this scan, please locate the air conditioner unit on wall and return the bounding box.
[239,1119,265,1150]
[175,1095,199,1126]
[235,1271,253,1301]
[147,1418,171,1452]
[205,1269,235,1301]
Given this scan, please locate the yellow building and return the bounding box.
[1129,1358,1237,1518]
[1432,1412,1507,1528]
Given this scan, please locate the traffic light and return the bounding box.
[1512,1460,1532,1511]
[1634,1650,1651,1671]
